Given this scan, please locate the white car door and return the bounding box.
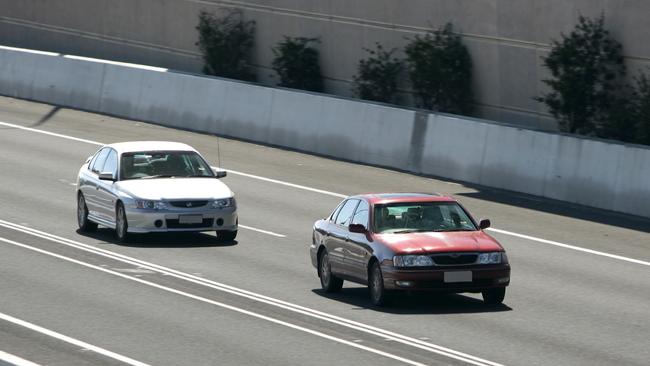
[95,148,119,224]
[82,147,110,219]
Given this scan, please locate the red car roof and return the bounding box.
[352,193,457,205]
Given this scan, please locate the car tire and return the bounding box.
[77,193,98,232]
[482,287,506,305]
[115,202,129,243]
[368,261,391,306]
[318,250,343,293]
[217,230,237,242]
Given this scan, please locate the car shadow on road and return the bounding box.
[311,288,512,314]
[75,228,237,248]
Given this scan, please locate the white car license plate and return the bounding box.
[178,215,203,224]
[444,271,472,283]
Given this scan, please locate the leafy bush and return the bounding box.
[595,86,636,143]
[352,43,402,104]
[271,37,323,92]
[538,15,625,135]
[195,9,256,81]
[404,23,473,114]
[632,74,650,145]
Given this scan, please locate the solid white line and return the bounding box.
[239,225,286,238]
[1,120,646,267]
[0,351,41,366]
[0,312,150,366]
[224,169,347,199]
[0,219,502,366]
[487,228,650,267]
[0,122,104,146]
[0,236,426,366]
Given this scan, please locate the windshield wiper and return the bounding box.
[393,229,431,234]
[182,174,214,178]
[433,228,475,232]
[141,174,175,179]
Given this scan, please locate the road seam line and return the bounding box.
[0,350,42,366]
[1,120,646,265]
[0,312,150,366]
[0,219,502,366]
[0,236,428,366]
[238,224,286,237]
[487,228,650,267]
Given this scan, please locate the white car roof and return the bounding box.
[105,141,198,155]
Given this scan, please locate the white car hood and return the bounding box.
[117,178,233,200]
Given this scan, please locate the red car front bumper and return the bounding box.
[381,262,511,292]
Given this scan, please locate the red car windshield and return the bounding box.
[373,202,477,234]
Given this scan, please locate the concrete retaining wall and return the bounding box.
[1,46,649,218]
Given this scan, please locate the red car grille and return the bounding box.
[431,253,478,266]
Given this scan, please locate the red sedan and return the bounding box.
[310,193,510,306]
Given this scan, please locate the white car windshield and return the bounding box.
[120,151,214,180]
[373,202,477,234]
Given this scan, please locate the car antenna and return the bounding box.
[216,134,222,168]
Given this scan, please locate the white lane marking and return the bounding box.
[1,120,646,266]
[226,166,650,266]
[0,122,104,146]
[0,350,41,366]
[487,228,650,267]
[0,219,503,366]
[239,224,286,238]
[223,168,347,199]
[0,312,150,366]
[0,237,427,366]
[0,121,286,239]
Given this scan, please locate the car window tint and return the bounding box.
[373,202,477,233]
[90,148,110,173]
[101,149,118,175]
[88,150,100,170]
[351,200,369,227]
[329,200,346,221]
[335,199,359,226]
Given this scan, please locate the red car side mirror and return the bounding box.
[348,224,367,233]
[479,219,491,230]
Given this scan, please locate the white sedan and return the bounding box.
[76,141,237,242]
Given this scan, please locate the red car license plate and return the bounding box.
[444,271,472,283]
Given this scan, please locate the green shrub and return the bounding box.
[538,15,626,135]
[272,37,323,92]
[404,23,473,114]
[195,9,256,81]
[630,74,650,145]
[595,86,636,143]
[352,43,402,104]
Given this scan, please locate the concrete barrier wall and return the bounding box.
[1,46,649,218]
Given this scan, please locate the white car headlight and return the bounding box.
[135,200,168,210]
[477,252,503,264]
[393,255,434,267]
[211,197,235,209]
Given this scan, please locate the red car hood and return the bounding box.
[375,231,503,254]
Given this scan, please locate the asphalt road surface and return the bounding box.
[0,96,649,366]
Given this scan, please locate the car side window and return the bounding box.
[87,150,100,170]
[101,149,118,176]
[329,200,346,221]
[335,199,359,226]
[351,200,369,227]
[90,148,110,173]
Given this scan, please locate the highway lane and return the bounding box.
[0,96,649,365]
[1,227,448,366]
